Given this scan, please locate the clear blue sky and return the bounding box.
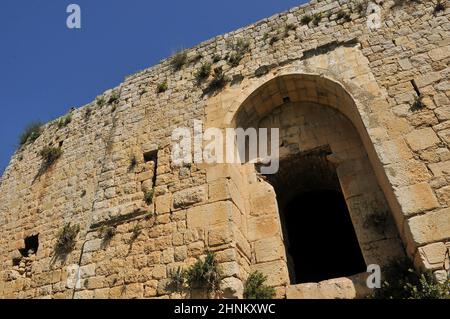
[0,0,306,174]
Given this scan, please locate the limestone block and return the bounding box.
[438,128,450,144]
[428,45,450,61]
[79,264,96,279]
[385,160,430,187]
[122,283,144,299]
[74,290,94,299]
[376,138,413,165]
[405,128,440,151]
[155,193,172,213]
[94,288,110,299]
[286,283,322,299]
[186,201,232,229]
[254,236,285,263]
[220,262,240,278]
[417,242,447,270]
[66,264,80,289]
[174,246,187,262]
[220,277,243,299]
[249,182,278,217]
[247,216,281,242]
[84,239,103,253]
[395,183,439,216]
[208,223,233,246]
[209,179,231,202]
[407,208,450,245]
[173,186,207,209]
[428,160,450,177]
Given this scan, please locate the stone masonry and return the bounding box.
[0,0,449,299]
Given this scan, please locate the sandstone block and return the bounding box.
[418,242,447,269]
[208,223,233,246]
[405,128,440,151]
[254,236,285,263]
[407,208,450,245]
[155,193,172,213]
[395,183,439,216]
[173,186,207,209]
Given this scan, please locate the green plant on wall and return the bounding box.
[108,91,120,104]
[312,13,323,26]
[58,114,72,129]
[300,14,312,25]
[96,96,105,107]
[410,95,426,112]
[371,258,450,299]
[195,62,212,83]
[128,154,138,172]
[185,252,222,294]
[157,80,168,93]
[227,38,250,67]
[205,67,229,94]
[168,267,187,292]
[19,122,42,146]
[144,188,154,206]
[171,50,188,71]
[243,271,275,299]
[39,146,63,172]
[54,223,80,256]
[100,225,116,242]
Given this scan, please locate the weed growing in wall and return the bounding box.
[157,81,168,93]
[243,271,276,299]
[171,51,188,71]
[54,223,80,256]
[312,13,323,26]
[195,63,212,83]
[39,146,62,172]
[19,122,42,146]
[301,14,312,25]
[410,95,426,112]
[205,67,229,94]
[227,38,250,67]
[96,96,105,107]
[144,188,154,206]
[185,252,222,294]
[58,114,72,129]
[371,258,450,299]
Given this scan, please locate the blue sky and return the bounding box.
[0,0,306,174]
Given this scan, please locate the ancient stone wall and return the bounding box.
[0,0,449,299]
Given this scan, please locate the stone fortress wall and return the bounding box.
[0,0,449,299]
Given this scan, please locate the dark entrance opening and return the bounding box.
[284,190,366,284]
[264,146,366,284]
[19,234,39,257]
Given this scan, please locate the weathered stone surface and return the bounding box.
[395,183,439,216]
[407,208,450,246]
[1,0,449,301]
[405,128,440,151]
[418,242,447,270]
[173,186,207,209]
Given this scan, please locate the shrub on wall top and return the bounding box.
[19,122,42,146]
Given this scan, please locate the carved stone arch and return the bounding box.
[205,69,409,298]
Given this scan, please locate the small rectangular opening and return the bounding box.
[283,96,291,103]
[143,150,158,187]
[411,79,421,97]
[19,234,39,257]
